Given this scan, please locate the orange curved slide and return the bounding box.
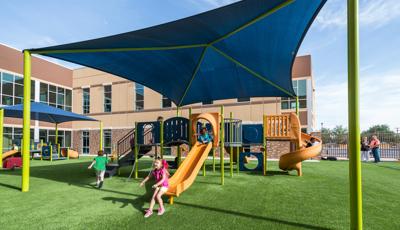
[2,150,19,160]
[166,142,212,198]
[279,133,322,176]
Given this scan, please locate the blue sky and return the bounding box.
[1,0,399,131]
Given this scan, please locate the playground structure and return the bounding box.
[15,0,365,228]
[2,149,21,169]
[105,107,321,203]
[263,113,322,176]
[37,143,74,161]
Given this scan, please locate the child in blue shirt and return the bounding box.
[198,128,212,144]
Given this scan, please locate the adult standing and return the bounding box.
[360,136,370,162]
[369,135,381,163]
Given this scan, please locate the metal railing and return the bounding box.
[321,132,400,159]
[116,126,155,156]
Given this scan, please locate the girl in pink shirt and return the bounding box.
[140,158,169,217]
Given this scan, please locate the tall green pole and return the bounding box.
[188,107,192,150]
[220,106,225,185]
[0,109,3,168]
[263,119,267,176]
[212,147,215,172]
[99,121,103,151]
[295,96,299,116]
[55,124,58,145]
[348,0,362,229]
[177,145,181,166]
[236,146,240,174]
[229,112,233,178]
[134,122,139,179]
[176,106,180,117]
[22,50,31,192]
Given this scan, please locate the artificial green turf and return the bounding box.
[0,157,399,230]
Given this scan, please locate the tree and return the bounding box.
[362,124,394,135]
[321,127,333,143]
[332,125,348,144]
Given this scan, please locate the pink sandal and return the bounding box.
[158,207,165,216]
[144,209,153,218]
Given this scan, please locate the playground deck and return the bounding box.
[0,158,399,229]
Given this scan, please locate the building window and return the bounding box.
[104,85,112,112]
[2,127,35,151]
[57,87,65,110]
[103,129,112,154]
[83,88,90,114]
[237,97,250,102]
[203,101,213,105]
[1,72,14,105]
[38,129,71,147]
[135,83,144,111]
[281,79,307,110]
[38,82,70,110]
[82,131,90,154]
[0,72,34,105]
[40,82,48,103]
[49,85,57,107]
[65,89,72,111]
[162,95,171,108]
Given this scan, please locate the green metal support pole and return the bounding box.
[212,147,215,173]
[99,121,103,151]
[229,112,233,178]
[134,122,139,179]
[55,124,58,145]
[188,107,192,150]
[263,120,267,176]
[176,106,180,117]
[0,109,3,168]
[220,106,225,185]
[22,50,31,192]
[160,120,164,158]
[40,139,43,161]
[177,145,181,166]
[295,96,299,116]
[236,146,239,174]
[50,145,53,162]
[348,0,362,229]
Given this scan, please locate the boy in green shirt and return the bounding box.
[88,150,109,188]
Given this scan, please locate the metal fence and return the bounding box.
[321,132,400,159]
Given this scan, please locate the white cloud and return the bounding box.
[315,0,400,29]
[316,70,400,131]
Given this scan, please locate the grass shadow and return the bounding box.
[101,182,161,213]
[0,181,20,191]
[374,164,400,171]
[175,201,331,230]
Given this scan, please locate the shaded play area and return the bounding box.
[0,158,399,229]
[1,0,377,229]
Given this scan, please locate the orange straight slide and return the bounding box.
[166,142,212,199]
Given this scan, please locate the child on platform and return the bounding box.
[140,158,169,218]
[198,127,212,144]
[88,150,108,189]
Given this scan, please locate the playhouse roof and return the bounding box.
[28,0,326,106]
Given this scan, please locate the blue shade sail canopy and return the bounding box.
[1,102,97,124]
[28,0,326,106]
